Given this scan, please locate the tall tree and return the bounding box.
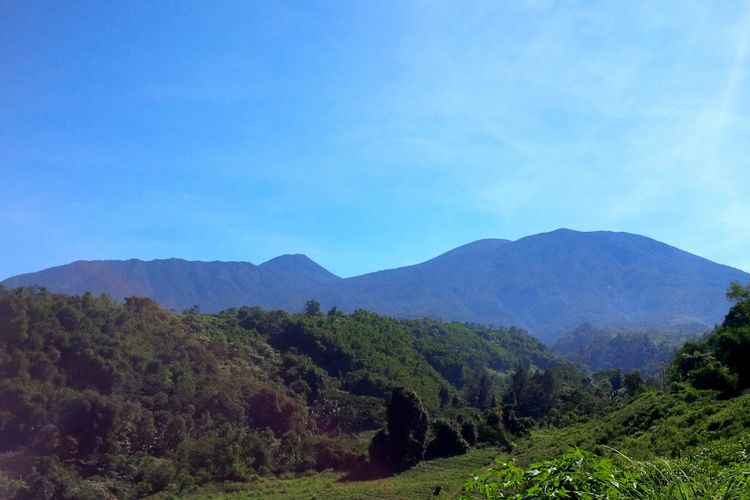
[304,299,321,315]
[369,387,429,471]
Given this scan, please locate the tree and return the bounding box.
[503,367,558,420]
[460,421,478,445]
[438,386,450,409]
[723,282,750,329]
[623,371,645,396]
[669,283,750,394]
[504,366,529,407]
[304,299,321,316]
[368,387,429,472]
[466,370,494,409]
[727,281,750,303]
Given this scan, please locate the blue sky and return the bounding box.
[1,1,749,279]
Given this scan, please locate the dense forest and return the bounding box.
[553,323,700,376]
[0,285,599,498]
[0,283,748,498]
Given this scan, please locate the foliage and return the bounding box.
[464,448,640,498]
[670,282,750,395]
[425,419,469,459]
[0,289,363,494]
[503,366,558,421]
[304,299,321,316]
[10,282,746,496]
[554,323,698,376]
[0,284,568,496]
[463,444,750,499]
[465,283,750,499]
[369,387,429,472]
[408,319,559,392]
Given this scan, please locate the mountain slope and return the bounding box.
[2,256,340,313]
[329,229,749,340]
[3,229,748,341]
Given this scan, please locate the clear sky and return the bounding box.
[2,1,749,279]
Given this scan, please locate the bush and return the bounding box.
[133,457,177,497]
[476,422,512,451]
[303,435,362,472]
[0,472,24,500]
[425,420,469,459]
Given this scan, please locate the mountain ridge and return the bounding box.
[4,229,749,341]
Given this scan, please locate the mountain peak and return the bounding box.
[261,253,312,265]
[260,254,340,280]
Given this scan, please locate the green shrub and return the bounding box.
[462,446,750,499]
[425,420,469,459]
[303,435,363,471]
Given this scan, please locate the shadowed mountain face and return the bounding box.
[4,229,748,342]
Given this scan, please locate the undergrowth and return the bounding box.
[463,435,750,499]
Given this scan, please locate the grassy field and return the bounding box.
[189,447,501,499]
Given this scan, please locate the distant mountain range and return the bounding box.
[4,229,748,342]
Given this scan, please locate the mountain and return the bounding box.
[3,229,749,341]
[333,229,750,340]
[2,255,340,313]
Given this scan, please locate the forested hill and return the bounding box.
[329,230,749,341]
[4,229,749,341]
[553,323,700,376]
[0,286,566,496]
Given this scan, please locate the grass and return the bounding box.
[188,447,501,499]
[463,442,750,499]
[188,389,750,499]
[511,389,750,466]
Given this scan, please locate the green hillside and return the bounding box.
[464,282,750,498]
[2,283,748,499]
[553,323,700,376]
[0,286,561,498]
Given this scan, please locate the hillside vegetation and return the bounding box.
[553,323,699,376]
[2,282,748,498]
[0,285,569,498]
[465,282,750,498]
